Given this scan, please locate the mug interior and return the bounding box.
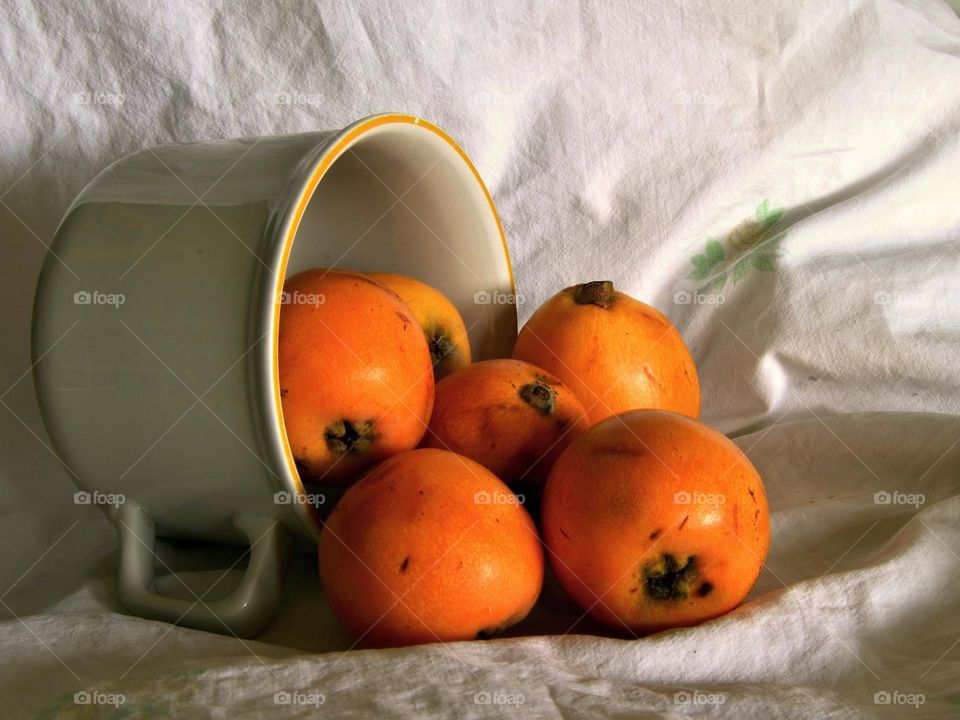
[268,116,515,541]
[286,120,512,360]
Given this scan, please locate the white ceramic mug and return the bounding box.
[32,113,516,636]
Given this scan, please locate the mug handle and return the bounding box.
[114,502,292,637]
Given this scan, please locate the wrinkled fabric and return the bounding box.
[1,0,959,717]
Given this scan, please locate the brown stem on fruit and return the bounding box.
[643,553,699,601]
[573,280,616,308]
[519,380,556,416]
[324,419,376,454]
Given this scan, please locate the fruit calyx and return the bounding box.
[574,281,616,308]
[519,380,557,416]
[427,329,456,368]
[643,553,699,600]
[325,419,377,454]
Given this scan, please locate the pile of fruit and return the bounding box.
[279,269,770,648]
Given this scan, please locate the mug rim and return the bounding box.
[263,113,515,542]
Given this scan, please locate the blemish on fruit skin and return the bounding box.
[591,445,646,457]
[643,553,699,601]
[352,275,385,289]
[636,309,669,330]
[280,387,288,399]
[477,404,519,446]
[395,311,410,327]
[400,556,410,572]
[679,515,689,530]
[559,527,571,540]
[642,364,663,390]
[649,528,663,540]
[697,582,714,597]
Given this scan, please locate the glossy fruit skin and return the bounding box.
[512,282,700,425]
[542,410,770,635]
[318,448,544,647]
[366,272,472,381]
[422,359,589,486]
[278,269,434,487]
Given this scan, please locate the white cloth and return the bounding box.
[1,0,959,717]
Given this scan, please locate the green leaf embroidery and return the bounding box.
[751,253,775,271]
[687,254,709,280]
[687,238,725,281]
[732,256,752,282]
[683,199,787,301]
[705,238,724,265]
[755,199,784,228]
